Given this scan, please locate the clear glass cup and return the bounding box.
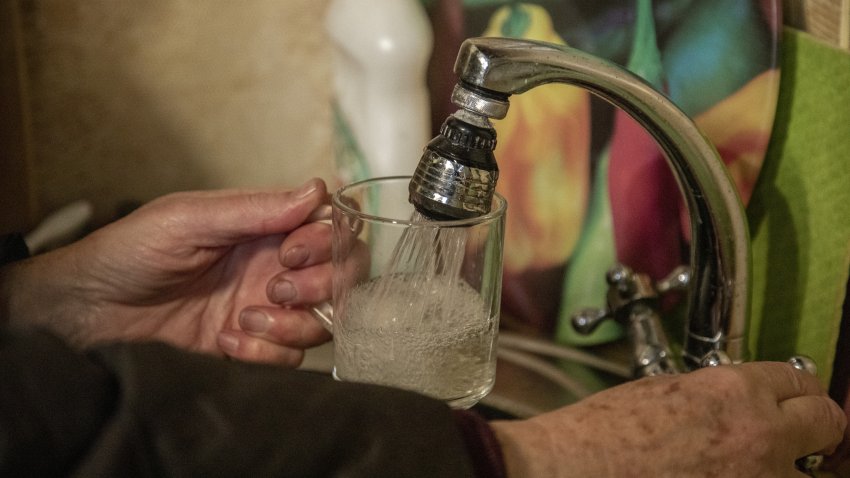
[312,176,506,409]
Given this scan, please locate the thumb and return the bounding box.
[186,178,330,245]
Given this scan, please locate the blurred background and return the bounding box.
[1,0,846,233]
[1,0,335,233]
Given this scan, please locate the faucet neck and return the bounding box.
[430,37,752,366]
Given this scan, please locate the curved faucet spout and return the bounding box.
[443,37,751,368]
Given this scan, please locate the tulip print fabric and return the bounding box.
[426,0,781,343]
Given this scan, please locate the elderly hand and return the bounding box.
[1,178,334,366]
[492,361,847,477]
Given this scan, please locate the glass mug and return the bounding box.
[311,176,506,409]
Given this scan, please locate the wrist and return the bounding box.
[490,418,561,478]
[0,242,93,345]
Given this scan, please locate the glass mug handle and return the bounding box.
[303,203,336,333]
[310,302,334,332]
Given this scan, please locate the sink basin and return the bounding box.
[300,330,631,418]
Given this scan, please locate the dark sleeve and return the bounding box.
[0,233,29,265]
[0,328,493,478]
[452,409,508,478]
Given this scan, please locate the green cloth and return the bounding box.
[747,28,850,386]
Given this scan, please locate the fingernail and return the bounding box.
[217,331,239,354]
[271,280,296,303]
[283,246,309,268]
[296,179,318,199]
[306,204,332,222]
[240,309,272,333]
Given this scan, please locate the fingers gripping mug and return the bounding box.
[312,176,506,409]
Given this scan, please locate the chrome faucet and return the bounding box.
[409,37,751,372]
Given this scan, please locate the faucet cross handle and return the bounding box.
[788,355,818,376]
[571,264,691,332]
[571,307,612,336]
[785,355,823,475]
[655,266,690,294]
[571,264,692,377]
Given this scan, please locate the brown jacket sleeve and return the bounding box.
[0,328,483,477]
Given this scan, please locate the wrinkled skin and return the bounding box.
[0,178,334,367]
[492,361,847,477]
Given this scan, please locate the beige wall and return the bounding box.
[2,0,333,231]
[5,0,846,234]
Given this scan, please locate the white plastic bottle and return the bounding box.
[325,0,434,186]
